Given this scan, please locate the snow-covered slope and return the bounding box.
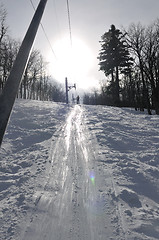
[84,105,159,240]
[0,100,159,240]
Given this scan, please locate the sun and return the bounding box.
[47,36,95,89]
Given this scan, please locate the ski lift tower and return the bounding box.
[65,77,76,104]
[0,0,48,147]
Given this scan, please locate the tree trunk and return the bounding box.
[115,66,120,106]
[139,59,151,114]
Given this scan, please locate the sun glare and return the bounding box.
[47,36,95,89]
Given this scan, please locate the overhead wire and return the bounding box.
[29,0,73,59]
[66,0,78,94]
[66,0,73,47]
[51,0,62,40]
[29,0,76,89]
[29,0,57,60]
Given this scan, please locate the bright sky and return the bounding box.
[1,0,159,91]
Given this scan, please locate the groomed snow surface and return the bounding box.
[0,99,159,240]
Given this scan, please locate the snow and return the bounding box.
[0,99,159,240]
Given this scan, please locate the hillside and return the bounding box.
[0,99,159,240]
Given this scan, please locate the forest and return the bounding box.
[1,4,159,114]
[84,20,159,115]
[0,6,65,103]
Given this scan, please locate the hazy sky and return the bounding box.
[1,0,159,91]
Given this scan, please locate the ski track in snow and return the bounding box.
[0,100,159,240]
[19,105,122,240]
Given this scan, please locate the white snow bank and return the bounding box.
[0,100,159,240]
[0,99,71,240]
[83,105,159,240]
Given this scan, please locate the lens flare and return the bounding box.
[87,171,108,217]
[89,171,95,185]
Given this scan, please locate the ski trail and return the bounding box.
[20,105,124,240]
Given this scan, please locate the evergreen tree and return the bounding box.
[98,24,133,106]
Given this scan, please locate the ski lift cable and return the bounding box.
[66,0,77,89]
[66,0,73,47]
[51,0,63,41]
[52,0,76,90]
[29,0,57,60]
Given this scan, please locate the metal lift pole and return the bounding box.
[0,0,48,146]
[65,77,69,104]
[65,77,76,104]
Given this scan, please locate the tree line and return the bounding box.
[84,20,159,115]
[0,5,65,102]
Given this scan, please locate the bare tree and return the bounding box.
[0,5,8,92]
[143,20,159,114]
[126,23,151,114]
